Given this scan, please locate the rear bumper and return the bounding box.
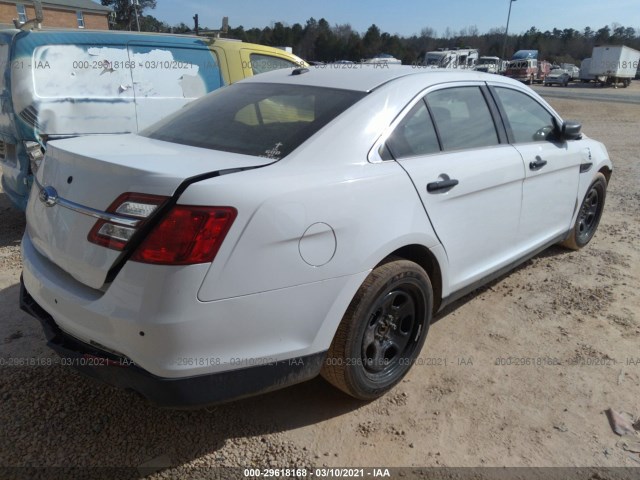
[20,277,326,408]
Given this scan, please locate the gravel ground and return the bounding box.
[0,94,639,479]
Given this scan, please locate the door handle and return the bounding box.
[427,178,459,193]
[529,157,548,171]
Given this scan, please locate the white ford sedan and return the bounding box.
[21,67,612,407]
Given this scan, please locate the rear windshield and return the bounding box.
[141,83,366,159]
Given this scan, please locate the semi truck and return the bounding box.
[504,50,551,84]
[589,45,640,88]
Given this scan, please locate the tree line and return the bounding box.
[100,1,640,65]
[230,21,640,65]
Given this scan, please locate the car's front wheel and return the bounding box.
[561,173,607,250]
[322,258,433,400]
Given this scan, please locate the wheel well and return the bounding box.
[381,245,443,315]
[599,166,612,185]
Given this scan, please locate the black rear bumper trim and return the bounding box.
[20,277,326,408]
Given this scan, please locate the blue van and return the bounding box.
[0,29,306,210]
[0,29,228,210]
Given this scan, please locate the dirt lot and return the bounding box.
[0,95,639,477]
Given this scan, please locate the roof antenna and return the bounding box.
[14,0,44,30]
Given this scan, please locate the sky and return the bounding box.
[151,0,640,37]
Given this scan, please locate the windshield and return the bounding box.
[142,83,366,160]
[478,58,497,65]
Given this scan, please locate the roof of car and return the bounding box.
[240,65,522,92]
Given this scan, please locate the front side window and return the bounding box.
[143,83,365,159]
[385,100,440,159]
[77,11,85,28]
[493,87,555,143]
[17,4,28,23]
[426,86,499,151]
[249,54,299,75]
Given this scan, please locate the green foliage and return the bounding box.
[220,19,640,65]
[101,0,157,30]
[113,8,640,66]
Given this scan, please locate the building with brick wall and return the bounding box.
[0,1,111,30]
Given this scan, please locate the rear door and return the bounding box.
[128,41,223,131]
[385,84,525,293]
[489,85,581,250]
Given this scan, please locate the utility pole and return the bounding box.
[132,0,140,32]
[502,0,517,60]
[193,13,199,35]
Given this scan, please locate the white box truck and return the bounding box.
[579,58,596,82]
[589,45,640,87]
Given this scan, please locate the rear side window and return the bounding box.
[426,87,499,151]
[385,100,440,159]
[249,53,299,75]
[493,87,555,143]
[142,83,365,159]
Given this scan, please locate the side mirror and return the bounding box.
[562,121,582,140]
[551,117,582,141]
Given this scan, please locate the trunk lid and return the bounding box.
[25,134,270,289]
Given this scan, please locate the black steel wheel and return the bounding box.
[322,258,432,400]
[562,173,607,250]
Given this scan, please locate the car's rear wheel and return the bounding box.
[561,173,607,250]
[322,258,432,400]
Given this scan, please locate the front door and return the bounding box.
[490,86,581,251]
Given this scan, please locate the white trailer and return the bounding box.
[424,48,479,69]
[589,45,640,87]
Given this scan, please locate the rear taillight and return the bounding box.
[88,192,236,266]
[88,193,168,250]
[131,206,237,265]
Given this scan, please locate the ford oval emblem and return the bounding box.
[39,186,59,208]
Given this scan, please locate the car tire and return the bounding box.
[322,258,433,400]
[561,173,607,250]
